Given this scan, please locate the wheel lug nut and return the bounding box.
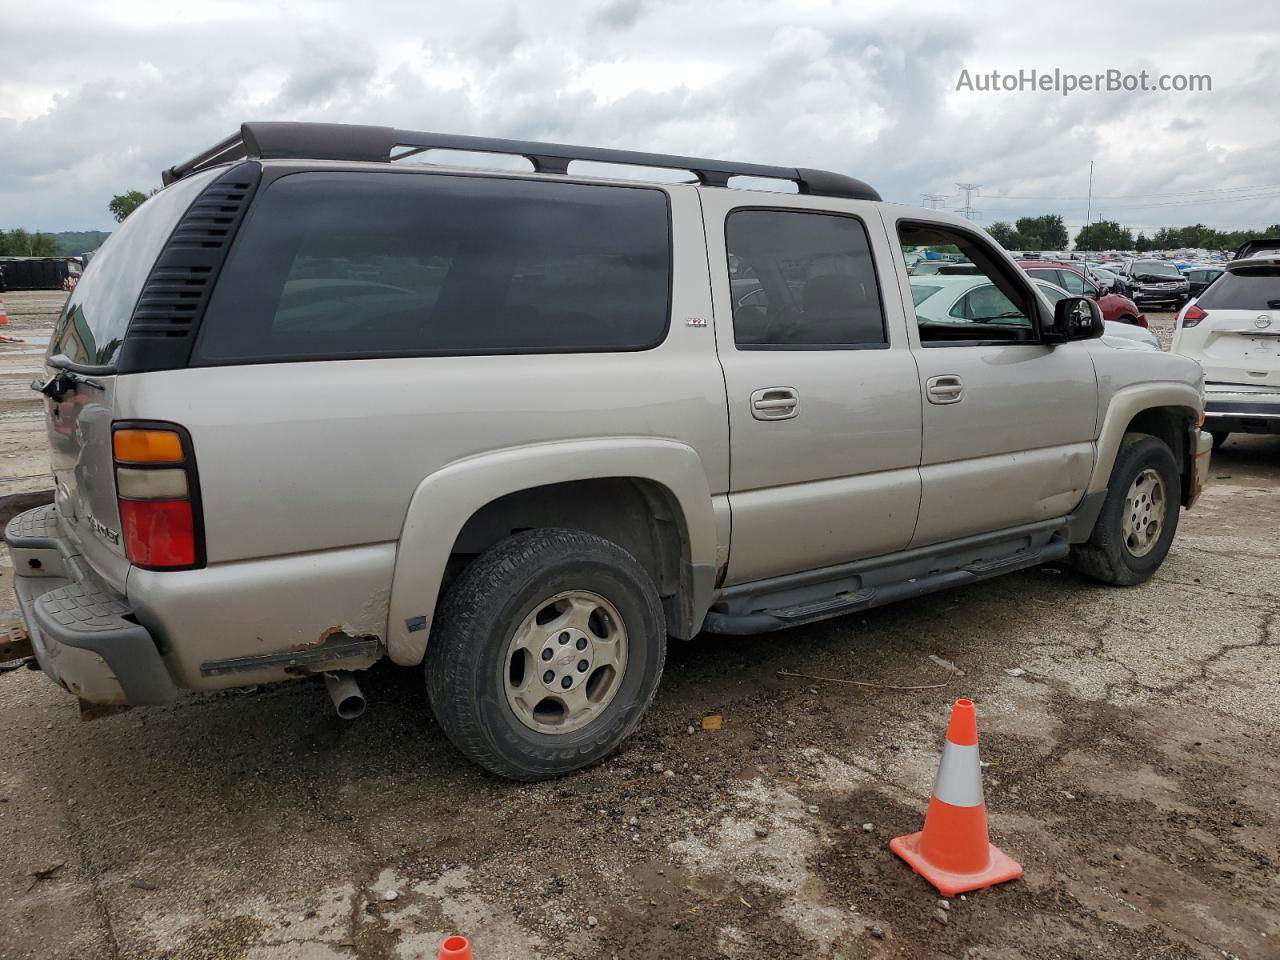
[576,636,587,650]
[541,648,553,661]
[577,660,589,673]
[558,632,569,645]
[561,676,573,689]
[543,670,554,684]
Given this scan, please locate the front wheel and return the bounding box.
[426,528,666,780]
[1073,434,1180,586]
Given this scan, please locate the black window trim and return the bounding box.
[189,166,676,367]
[723,205,892,352]
[896,217,1047,349]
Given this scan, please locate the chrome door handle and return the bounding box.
[750,387,799,420]
[926,375,964,404]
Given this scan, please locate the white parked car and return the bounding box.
[909,276,1161,351]
[1032,279,1162,351]
[1172,253,1280,447]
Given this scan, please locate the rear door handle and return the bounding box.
[750,387,799,420]
[926,375,964,404]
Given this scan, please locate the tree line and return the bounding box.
[0,229,60,257]
[988,214,1280,253]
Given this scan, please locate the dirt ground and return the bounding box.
[1,291,1276,960]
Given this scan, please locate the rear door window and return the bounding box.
[1197,267,1280,310]
[724,209,887,349]
[194,172,671,363]
[48,169,218,368]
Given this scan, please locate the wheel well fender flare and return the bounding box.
[386,439,718,665]
[1089,384,1201,496]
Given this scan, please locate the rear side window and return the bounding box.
[725,209,887,349]
[1197,267,1280,310]
[48,169,219,368]
[194,173,671,363]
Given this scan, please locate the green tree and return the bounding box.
[1015,214,1068,250]
[987,221,1017,248]
[109,189,155,223]
[1135,232,1151,252]
[1074,220,1133,252]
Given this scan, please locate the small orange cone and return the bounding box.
[0,299,9,326]
[889,698,1022,897]
[438,935,473,960]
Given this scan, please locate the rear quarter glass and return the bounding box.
[47,169,220,369]
[192,171,673,364]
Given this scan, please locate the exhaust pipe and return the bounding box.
[323,671,366,720]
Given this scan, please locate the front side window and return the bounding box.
[899,222,1036,344]
[1058,269,1089,295]
[724,209,887,349]
[194,173,671,363]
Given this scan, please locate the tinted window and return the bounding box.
[899,222,1036,344]
[1026,269,1062,287]
[48,169,219,368]
[1197,267,1280,310]
[1058,269,1088,295]
[725,209,886,348]
[194,173,671,363]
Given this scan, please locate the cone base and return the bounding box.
[889,830,1023,897]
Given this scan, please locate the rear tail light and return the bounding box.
[1182,304,1208,328]
[112,424,204,569]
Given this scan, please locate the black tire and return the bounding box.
[425,528,666,781]
[1211,431,1230,450]
[1073,433,1181,586]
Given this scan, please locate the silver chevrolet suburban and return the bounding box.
[8,122,1212,780]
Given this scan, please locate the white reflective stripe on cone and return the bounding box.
[932,741,984,807]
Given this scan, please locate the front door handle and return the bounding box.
[750,387,799,420]
[926,374,964,404]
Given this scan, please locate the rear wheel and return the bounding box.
[1074,434,1180,586]
[426,528,666,780]
[1211,431,1230,450]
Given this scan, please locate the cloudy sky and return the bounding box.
[3,0,1279,235]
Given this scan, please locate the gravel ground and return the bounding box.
[1,294,1277,960]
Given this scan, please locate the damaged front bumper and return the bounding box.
[7,504,178,706]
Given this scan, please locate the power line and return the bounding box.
[956,183,982,220]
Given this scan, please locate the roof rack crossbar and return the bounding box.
[162,121,881,201]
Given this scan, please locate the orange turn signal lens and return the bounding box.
[113,429,185,464]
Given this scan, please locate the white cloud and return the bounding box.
[2,0,1278,233]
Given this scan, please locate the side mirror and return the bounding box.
[1045,296,1104,343]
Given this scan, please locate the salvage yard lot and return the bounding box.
[1,291,1277,960]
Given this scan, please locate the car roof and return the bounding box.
[1225,253,1280,272]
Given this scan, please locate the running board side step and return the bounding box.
[702,530,1069,636]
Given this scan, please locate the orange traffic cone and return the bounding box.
[889,698,1022,897]
[0,299,9,325]
[438,935,473,960]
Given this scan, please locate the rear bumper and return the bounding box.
[1203,384,1280,435]
[1188,428,1212,508]
[6,505,177,706]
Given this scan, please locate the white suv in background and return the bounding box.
[1173,254,1280,447]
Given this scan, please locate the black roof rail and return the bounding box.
[162,121,881,201]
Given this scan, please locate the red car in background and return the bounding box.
[1017,260,1148,327]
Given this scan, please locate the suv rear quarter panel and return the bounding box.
[113,176,727,669]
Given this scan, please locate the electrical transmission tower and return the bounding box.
[921,193,948,210]
[956,183,982,220]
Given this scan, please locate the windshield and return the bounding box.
[1132,261,1181,280]
[47,169,218,369]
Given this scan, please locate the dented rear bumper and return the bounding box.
[7,505,178,706]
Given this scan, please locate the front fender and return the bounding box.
[1088,382,1202,495]
[385,438,718,665]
